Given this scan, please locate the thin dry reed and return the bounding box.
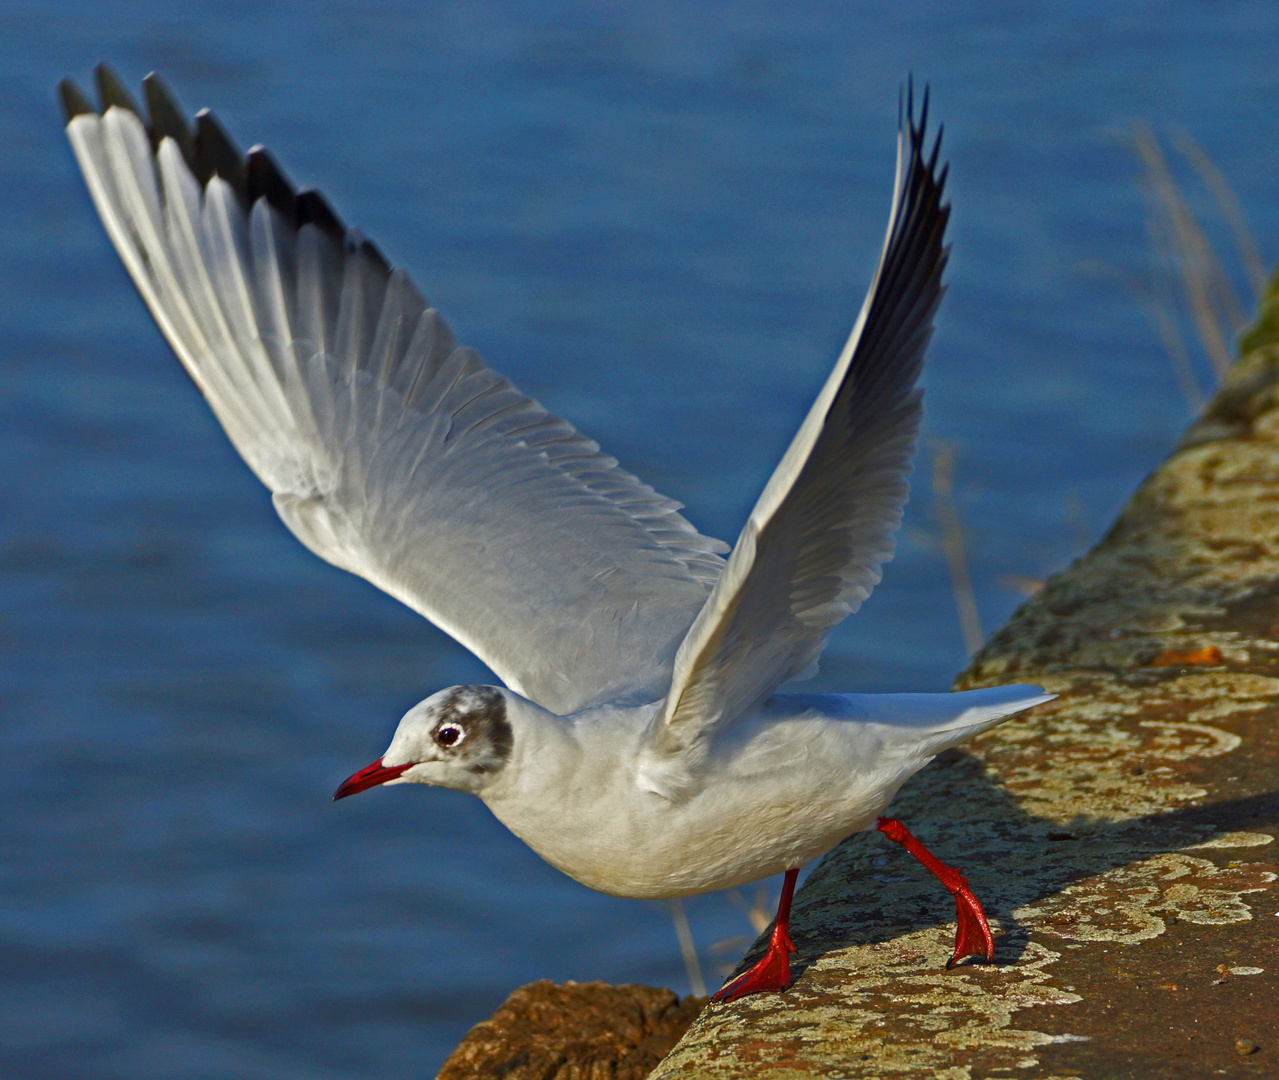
[931,441,984,656]
[667,899,707,997]
[1133,124,1263,407]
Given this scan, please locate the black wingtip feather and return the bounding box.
[898,77,948,208]
[58,78,95,123]
[76,65,375,260]
[95,63,142,118]
[900,75,937,149]
[297,188,346,242]
[247,146,298,220]
[143,72,196,168]
[360,237,391,277]
[928,124,944,174]
[834,76,950,408]
[195,108,248,206]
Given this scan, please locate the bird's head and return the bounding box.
[333,685,515,800]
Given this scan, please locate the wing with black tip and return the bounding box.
[642,87,950,793]
[62,66,729,716]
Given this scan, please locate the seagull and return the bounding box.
[61,66,1051,1002]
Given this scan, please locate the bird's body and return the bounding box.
[61,66,1052,998]
[457,687,1049,898]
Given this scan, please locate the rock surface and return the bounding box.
[437,980,705,1080]
[650,279,1279,1078]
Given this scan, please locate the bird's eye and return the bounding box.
[435,723,465,748]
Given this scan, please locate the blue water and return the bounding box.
[2,2,1277,1076]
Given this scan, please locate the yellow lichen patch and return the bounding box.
[1135,720,1241,760]
[652,929,1083,1079]
[1184,831,1274,849]
[1013,854,1277,943]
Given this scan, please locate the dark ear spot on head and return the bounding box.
[433,686,512,775]
[478,693,513,772]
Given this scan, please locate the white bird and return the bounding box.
[61,66,1051,1001]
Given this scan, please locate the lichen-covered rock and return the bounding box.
[436,980,704,1080]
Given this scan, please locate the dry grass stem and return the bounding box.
[1133,123,1246,381]
[667,899,706,998]
[1172,129,1268,300]
[1142,266,1210,412]
[1078,257,1208,413]
[725,882,774,935]
[998,574,1045,598]
[931,441,983,656]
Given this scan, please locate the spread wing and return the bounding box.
[642,86,950,790]
[61,66,728,716]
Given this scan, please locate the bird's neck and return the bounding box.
[479,694,583,804]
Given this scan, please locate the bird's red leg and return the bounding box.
[712,868,800,1002]
[876,817,994,968]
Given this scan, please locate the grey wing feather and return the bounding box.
[642,86,950,792]
[62,66,728,716]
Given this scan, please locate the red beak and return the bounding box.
[332,758,412,801]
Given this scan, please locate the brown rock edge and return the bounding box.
[649,276,1279,1079]
[437,981,705,1080]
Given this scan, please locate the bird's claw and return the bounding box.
[712,926,796,1002]
[946,882,995,968]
